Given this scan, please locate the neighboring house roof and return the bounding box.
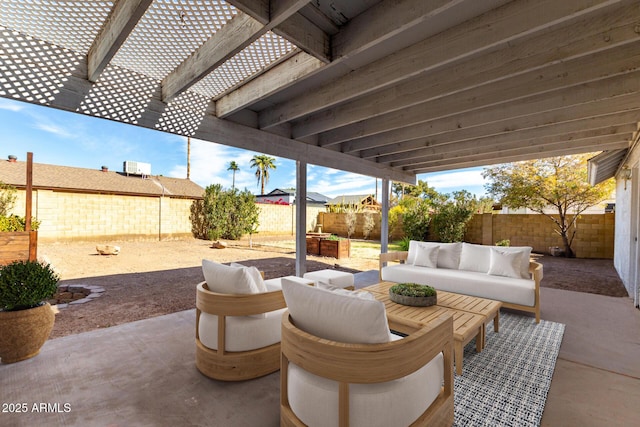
[257,188,330,204]
[326,194,378,205]
[0,160,204,199]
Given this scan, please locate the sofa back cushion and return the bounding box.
[281,278,392,344]
[459,243,532,279]
[407,241,462,269]
[487,248,523,279]
[202,259,260,294]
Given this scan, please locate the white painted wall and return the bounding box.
[613,150,640,307]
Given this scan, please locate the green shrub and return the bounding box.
[190,184,260,241]
[0,260,60,311]
[401,199,431,241]
[397,236,411,251]
[0,215,41,232]
[390,283,436,297]
[496,239,510,247]
[0,181,17,217]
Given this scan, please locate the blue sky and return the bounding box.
[0,98,489,198]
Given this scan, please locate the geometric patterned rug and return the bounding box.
[454,312,565,427]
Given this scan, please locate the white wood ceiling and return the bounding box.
[1,0,639,184]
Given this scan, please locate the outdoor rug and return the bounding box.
[454,312,565,427]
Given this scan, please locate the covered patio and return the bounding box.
[1,0,640,425]
[1,269,638,426]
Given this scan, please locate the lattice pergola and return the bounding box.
[1,0,639,183]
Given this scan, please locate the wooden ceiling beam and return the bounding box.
[192,114,415,184]
[329,70,640,151]
[293,3,640,138]
[227,0,330,62]
[357,93,640,160]
[390,122,638,168]
[162,0,310,103]
[261,0,625,131]
[409,136,631,174]
[216,52,324,118]
[87,0,153,82]
[380,111,640,165]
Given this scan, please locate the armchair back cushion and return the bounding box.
[281,278,392,344]
[202,259,259,294]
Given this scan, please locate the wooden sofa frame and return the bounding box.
[380,251,543,323]
[280,311,454,427]
[195,282,286,381]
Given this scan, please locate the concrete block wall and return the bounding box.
[10,189,194,242]
[465,213,614,259]
[318,212,404,240]
[256,204,325,235]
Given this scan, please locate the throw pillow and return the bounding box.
[202,259,259,294]
[229,262,268,293]
[437,242,462,269]
[487,248,522,279]
[459,243,491,273]
[413,244,439,268]
[281,278,392,344]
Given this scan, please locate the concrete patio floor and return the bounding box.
[1,271,638,427]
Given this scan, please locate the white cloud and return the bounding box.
[421,168,485,189]
[0,99,25,112]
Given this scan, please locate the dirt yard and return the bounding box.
[38,238,629,339]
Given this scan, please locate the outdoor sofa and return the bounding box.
[380,241,542,323]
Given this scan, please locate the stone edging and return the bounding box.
[53,284,106,309]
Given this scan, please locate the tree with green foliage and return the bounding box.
[250,154,276,195]
[482,154,615,257]
[431,190,476,242]
[190,184,260,241]
[227,161,240,190]
[400,197,432,241]
[0,181,17,217]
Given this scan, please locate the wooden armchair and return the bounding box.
[195,281,286,381]
[279,285,454,427]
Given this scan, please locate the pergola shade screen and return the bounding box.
[1,0,639,182]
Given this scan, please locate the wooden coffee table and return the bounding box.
[435,291,502,350]
[362,282,485,375]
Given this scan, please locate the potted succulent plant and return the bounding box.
[389,283,437,307]
[0,260,60,363]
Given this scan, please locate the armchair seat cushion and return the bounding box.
[287,352,444,427]
[198,307,287,352]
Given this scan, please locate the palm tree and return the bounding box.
[227,161,239,190]
[250,154,277,195]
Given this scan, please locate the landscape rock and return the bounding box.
[96,245,120,255]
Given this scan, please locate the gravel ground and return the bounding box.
[38,238,629,340]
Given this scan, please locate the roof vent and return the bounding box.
[123,161,151,177]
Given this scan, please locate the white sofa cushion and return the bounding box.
[303,269,355,288]
[488,248,523,279]
[407,240,461,269]
[459,243,532,279]
[198,307,286,352]
[229,262,268,293]
[202,259,259,294]
[281,278,392,344]
[414,244,439,268]
[381,263,535,307]
[287,352,444,427]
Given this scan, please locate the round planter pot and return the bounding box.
[389,292,437,307]
[0,303,55,364]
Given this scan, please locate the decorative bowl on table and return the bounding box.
[389,283,437,307]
